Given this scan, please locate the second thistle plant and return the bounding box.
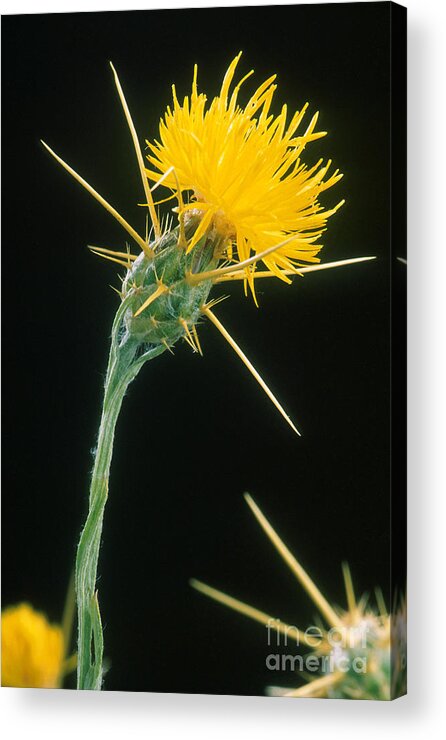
[191,494,407,700]
[42,54,373,689]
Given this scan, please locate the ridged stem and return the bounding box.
[75,301,165,689]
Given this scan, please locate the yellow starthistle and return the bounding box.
[145,52,344,296]
[41,56,375,689]
[191,494,407,701]
[42,55,373,437]
[1,603,75,689]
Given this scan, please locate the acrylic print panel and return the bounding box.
[1,2,407,698]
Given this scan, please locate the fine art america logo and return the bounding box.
[265,619,369,675]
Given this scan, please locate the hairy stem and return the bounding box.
[75,307,165,689]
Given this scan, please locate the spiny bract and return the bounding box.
[191,494,407,700]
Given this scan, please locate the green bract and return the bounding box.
[123,222,217,349]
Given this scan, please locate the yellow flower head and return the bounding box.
[146,52,344,289]
[1,603,64,688]
[42,60,372,436]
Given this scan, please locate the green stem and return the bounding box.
[75,307,165,690]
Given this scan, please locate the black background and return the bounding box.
[2,2,403,694]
